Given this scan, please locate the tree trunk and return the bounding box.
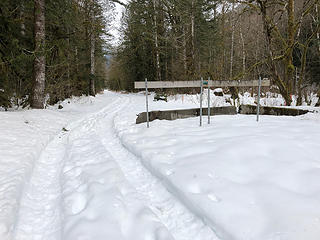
[90,32,95,96]
[90,1,95,96]
[20,4,26,37]
[191,0,195,76]
[18,3,25,99]
[258,0,291,105]
[32,0,46,109]
[316,4,320,53]
[183,24,187,77]
[221,2,226,80]
[229,0,238,106]
[153,0,161,82]
[284,0,295,97]
[239,23,246,78]
[230,0,235,79]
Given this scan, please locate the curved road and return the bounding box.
[13,92,219,240]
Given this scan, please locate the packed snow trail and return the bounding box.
[14,132,67,239]
[13,92,219,240]
[0,92,118,240]
[60,96,174,240]
[14,96,124,239]
[98,97,219,240]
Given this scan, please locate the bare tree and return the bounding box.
[237,0,319,105]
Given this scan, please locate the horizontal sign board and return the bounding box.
[134,79,270,89]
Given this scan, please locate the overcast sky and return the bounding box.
[109,0,128,45]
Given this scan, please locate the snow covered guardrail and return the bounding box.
[136,106,237,124]
[239,105,309,116]
[134,79,270,89]
[135,77,270,127]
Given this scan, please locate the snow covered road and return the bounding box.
[1,91,219,240]
[1,90,320,240]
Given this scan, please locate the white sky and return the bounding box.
[109,1,128,45]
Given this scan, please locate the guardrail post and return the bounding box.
[257,76,261,122]
[208,77,211,124]
[145,78,149,128]
[200,77,203,126]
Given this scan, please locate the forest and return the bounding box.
[0,0,113,109]
[109,0,320,106]
[1,0,319,109]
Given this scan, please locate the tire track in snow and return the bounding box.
[13,96,124,240]
[98,96,220,240]
[60,95,175,240]
[14,133,67,240]
[13,92,219,240]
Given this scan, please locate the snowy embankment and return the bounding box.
[115,93,320,240]
[0,95,103,238]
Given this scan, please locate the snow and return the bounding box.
[115,94,320,240]
[0,94,114,239]
[147,89,230,110]
[60,102,174,240]
[1,90,320,240]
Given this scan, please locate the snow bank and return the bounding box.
[0,109,70,239]
[0,91,115,239]
[115,97,320,240]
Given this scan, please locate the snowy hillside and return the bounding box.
[1,90,320,240]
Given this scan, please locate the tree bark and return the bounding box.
[221,2,226,80]
[191,0,195,76]
[230,0,235,79]
[316,4,320,54]
[284,0,295,96]
[229,0,238,105]
[153,0,161,82]
[32,0,46,109]
[90,0,95,96]
[257,0,291,105]
[183,24,187,77]
[239,23,246,78]
[20,4,26,37]
[90,31,95,96]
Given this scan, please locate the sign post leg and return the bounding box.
[145,78,149,128]
[257,76,261,122]
[200,77,203,126]
[208,77,210,124]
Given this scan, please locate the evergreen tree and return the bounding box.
[0,0,112,109]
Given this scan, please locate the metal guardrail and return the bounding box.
[137,78,270,127]
[134,79,270,89]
